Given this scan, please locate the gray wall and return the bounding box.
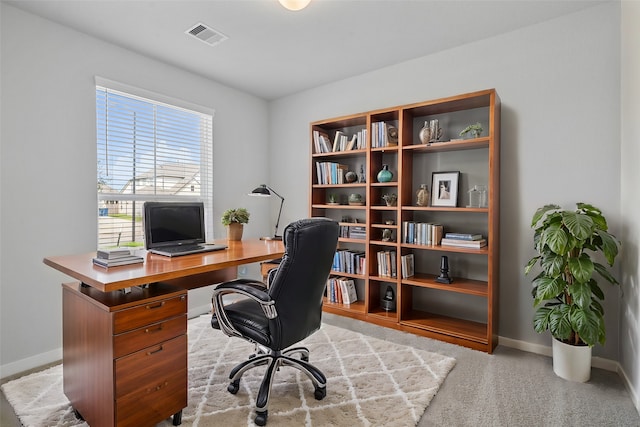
[269,5,623,355]
[0,4,271,376]
[620,0,640,412]
[1,1,638,412]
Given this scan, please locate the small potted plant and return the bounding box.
[524,203,620,382]
[459,122,483,139]
[221,208,250,241]
[328,194,339,205]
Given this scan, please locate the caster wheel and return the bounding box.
[227,380,240,394]
[73,408,84,421]
[314,386,326,400]
[255,410,268,426]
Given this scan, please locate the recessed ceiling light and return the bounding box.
[278,0,311,11]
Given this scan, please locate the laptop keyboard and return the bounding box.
[162,245,204,253]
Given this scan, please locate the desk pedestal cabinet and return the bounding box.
[62,282,188,427]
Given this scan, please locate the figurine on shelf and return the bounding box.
[382,193,397,206]
[435,255,453,284]
[381,286,396,311]
[382,228,392,242]
[358,164,366,183]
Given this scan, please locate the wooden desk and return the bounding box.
[44,239,284,427]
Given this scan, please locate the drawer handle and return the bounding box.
[147,345,164,355]
[146,301,166,310]
[147,381,169,394]
[144,325,164,334]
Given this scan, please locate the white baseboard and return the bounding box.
[498,335,619,371]
[189,304,212,319]
[1,348,61,380]
[617,363,640,416]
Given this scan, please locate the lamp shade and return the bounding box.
[278,0,311,11]
[250,185,271,197]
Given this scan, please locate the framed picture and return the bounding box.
[431,171,460,207]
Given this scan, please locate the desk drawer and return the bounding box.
[113,314,186,359]
[115,334,186,399]
[116,369,187,427]
[113,294,187,334]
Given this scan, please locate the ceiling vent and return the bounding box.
[185,23,228,47]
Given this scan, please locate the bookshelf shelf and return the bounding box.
[310,89,500,353]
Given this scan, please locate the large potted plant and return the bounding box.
[222,208,250,241]
[524,203,620,382]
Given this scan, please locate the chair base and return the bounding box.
[227,346,326,426]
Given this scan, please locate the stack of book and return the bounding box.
[376,250,397,278]
[348,226,366,240]
[332,250,366,275]
[92,248,144,268]
[440,233,487,249]
[326,277,358,304]
[402,221,444,246]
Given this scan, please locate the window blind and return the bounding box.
[96,85,213,249]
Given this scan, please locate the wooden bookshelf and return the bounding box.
[310,89,500,353]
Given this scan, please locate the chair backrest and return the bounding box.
[267,218,339,350]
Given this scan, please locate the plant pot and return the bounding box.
[552,338,592,382]
[227,223,244,241]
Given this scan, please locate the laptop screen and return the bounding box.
[143,202,206,249]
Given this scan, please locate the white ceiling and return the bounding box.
[6,0,604,100]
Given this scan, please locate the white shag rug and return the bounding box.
[2,315,455,426]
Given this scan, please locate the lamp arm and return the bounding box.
[264,185,285,237]
[264,185,284,200]
[274,196,285,237]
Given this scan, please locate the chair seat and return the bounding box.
[211,299,271,347]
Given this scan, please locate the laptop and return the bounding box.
[143,201,227,257]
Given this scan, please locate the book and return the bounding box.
[444,233,483,241]
[401,253,414,278]
[96,248,132,259]
[339,278,358,304]
[92,255,144,268]
[440,238,487,248]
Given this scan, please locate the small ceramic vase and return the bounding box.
[376,164,393,183]
[416,184,429,206]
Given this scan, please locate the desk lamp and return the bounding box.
[249,184,285,241]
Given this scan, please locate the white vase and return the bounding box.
[552,338,592,382]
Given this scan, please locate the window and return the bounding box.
[96,80,213,249]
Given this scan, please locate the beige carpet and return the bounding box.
[1,315,455,426]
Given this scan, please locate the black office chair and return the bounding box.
[211,218,339,426]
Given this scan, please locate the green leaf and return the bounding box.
[549,304,572,340]
[524,256,540,275]
[568,281,592,309]
[596,229,620,266]
[562,211,594,241]
[540,252,564,277]
[531,205,560,228]
[570,306,603,347]
[542,223,569,255]
[589,278,605,300]
[533,276,565,306]
[593,262,619,286]
[533,306,553,334]
[567,254,594,284]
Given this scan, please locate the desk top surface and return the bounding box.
[44,239,285,292]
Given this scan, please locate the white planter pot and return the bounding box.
[552,338,592,382]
